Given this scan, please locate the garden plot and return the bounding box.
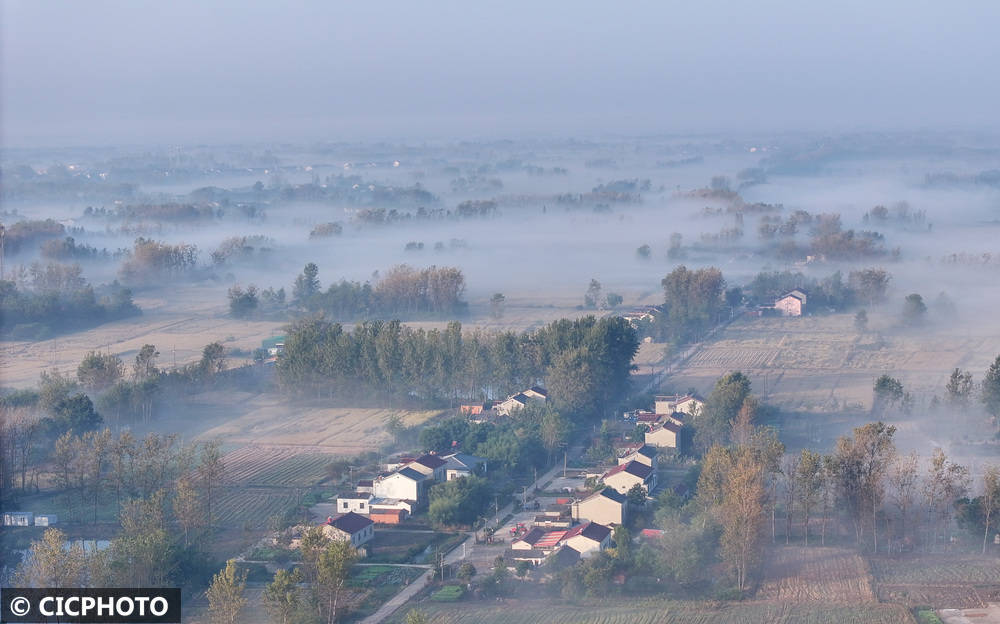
[870,555,1000,608]
[756,546,876,604]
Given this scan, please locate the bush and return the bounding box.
[915,608,944,624]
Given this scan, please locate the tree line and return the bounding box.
[277,315,638,418]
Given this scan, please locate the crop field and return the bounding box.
[212,487,301,529]
[757,546,876,604]
[870,555,1000,608]
[663,314,1000,414]
[404,598,915,624]
[222,445,335,486]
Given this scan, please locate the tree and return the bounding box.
[924,448,970,551]
[428,475,492,527]
[982,355,1000,421]
[14,528,87,587]
[981,465,1000,554]
[697,372,751,452]
[584,279,602,309]
[659,265,725,344]
[489,293,505,320]
[605,292,623,309]
[795,449,824,545]
[263,568,303,624]
[901,293,927,325]
[405,610,429,624]
[206,560,247,624]
[720,451,766,593]
[77,351,125,391]
[854,310,868,333]
[515,560,531,581]
[43,393,102,437]
[832,422,896,550]
[385,413,405,446]
[173,475,200,546]
[887,452,920,552]
[133,344,159,380]
[636,244,651,259]
[457,562,476,582]
[782,453,801,544]
[198,342,227,380]
[872,375,904,415]
[315,539,359,624]
[848,267,891,307]
[198,441,225,529]
[228,285,259,318]
[946,368,974,408]
[627,482,647,506]
[293,262,321,307]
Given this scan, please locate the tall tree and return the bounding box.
[198,441,225,529]
[887,451,920,552]
[981,465,1000,554]
[77,351,125,391]
[293,262,321,307]
[14,528,88,587]
[173,475,201,546]
[946,368,975,408]
[782,453,801,544]
[659,265,725,344]
[262,568,303,624]
[315,539,359,624]
[872,375,904,415]
[206,560,247,624]
[133,344,160,380]
[697,372,752,452]
[982,355,1000,422]
[923,448,970,551]
[832,422,896,550]
[795,449,824,546]
[720,451,766,593]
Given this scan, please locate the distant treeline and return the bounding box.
[0,264,140,339]
[278,315,638,417]
[229,263,468,321]
[747,268,892,309]
[119,237,199,285]
[351,200,497,226]
[2,219,69,256]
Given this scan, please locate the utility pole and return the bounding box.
[0,224,5,280]
[563,448,567,478]
[494,495,499,526]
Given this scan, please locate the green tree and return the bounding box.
[872,375,904,415]
[831,422,897,550]
[584,279,602,309]
[405,610,429,624]
[14,528,88,587]
[636,244,651,259]
[228,285,259,318]
[696,372,751,452]
[263,568,303,624]
[515,560,531,581]
[627,482,647,506]
[206,560,247,624]
[901,293,927,325]
[315,539,359,624]
[457,562,476,582]
[133,344,159,380]
[795,449,825,545]
[43,393,102,437]
[198,441,225,529]
[982,355,1000,420]
[173,475,201,546]
[854,309,868,333]
[946,368,974,408]
[605,292,623,308]
[77,351,125,391]
[659,265,725,344]
[293,262,321,307]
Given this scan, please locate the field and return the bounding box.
[222,446,336,486]
[401,598,915,624]
[870,555,1000,608]
[211,487,302,529]
[757,546,876,604]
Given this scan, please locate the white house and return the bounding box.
[320,512,374,551]
[404,454,447,482]
[645,421,682,449]
[654,394,704,417]
[603,460,656,494]
[496,387,548,416]
[617,444,658,470]
[3,512,33,526]
[572,487,628,526]
[373,467,430,505]
[441,452,487,480]
[336,492,373,515]
[775,289,807,316]
[562,522,612,558]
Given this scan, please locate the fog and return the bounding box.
[4,1,1000,147]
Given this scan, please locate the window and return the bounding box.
[342,501,348,509]
[360,502,366,509]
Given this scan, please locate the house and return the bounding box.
[572,487,628,526]
[496,387,547,416]
[533,506,573,529]
[635,411,661,426]
[320,512,374,551]
[654,394,704,417]
[617,444,658,470]
[545,544,581,571]
[511,527,547,551]
[373,467,430,505]
[34,514,58,527]
[775,289,807,316]
[336,492,373,515]
[404,454,447,482]
[3,512,33,526]
[645,421,682,449]
[522,386,548,401]
[603,460,656,495]
[441,452,487,480]
[357,479,374,494]
[562,522,612,558]
[506,548,548,566]
[621,306,660,329]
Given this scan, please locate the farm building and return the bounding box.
[496,386,548,416]
[370,507,407,524]
[775,289,808,316]
[645,421,682,449]
[34,514,58,526]
[320,512,374,552]
[441,452,487,480]
[621,306,660,329]
[3,512,33,526]
[356,479,374,494]
[572,487,628,526]
[603,460,656,494]
[563,522,612,558]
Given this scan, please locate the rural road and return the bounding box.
[360,460,568,624]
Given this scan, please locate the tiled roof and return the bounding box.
[604,460,653,480]
[326,511,373,534]
[412,454,447,469]
[396,467,426,481]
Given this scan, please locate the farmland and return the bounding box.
[757,546,877,604]
[211,487,302,530]
[870,555,1000,608]
[222,446,336,486]
[401,598,915,624]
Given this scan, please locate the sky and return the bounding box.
[2,0,1000,147]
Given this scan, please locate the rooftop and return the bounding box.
[325,511,373,534]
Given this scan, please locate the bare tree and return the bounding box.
[795,449,824,546]
[887,451,920,553]
[923,448,970,552]
[782,453,801,544]
[981,465,1000,554]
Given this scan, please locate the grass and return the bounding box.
[343,565,426,621]
[367,530,463,564]
[400,598,916,624]
[915,609,944,624]
[430,585,465,602]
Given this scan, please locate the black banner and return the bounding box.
[1,588,181,623]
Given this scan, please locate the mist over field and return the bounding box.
[4,2,1000,623]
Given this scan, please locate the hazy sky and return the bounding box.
[3,0,999,147]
